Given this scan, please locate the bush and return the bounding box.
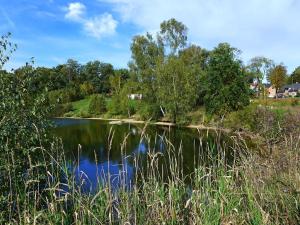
[88,94,107,115]
[48,87,83,104]
[79,110,91,118]
[51,103,73,117]
[80,82,94,96]
[107,95,122,116]
[138,102,162,121]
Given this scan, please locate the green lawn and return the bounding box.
[72,96,91,113]
[63,96,92,117]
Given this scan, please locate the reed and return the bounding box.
[0,127,299,225]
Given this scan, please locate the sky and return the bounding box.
[0,0,299,73]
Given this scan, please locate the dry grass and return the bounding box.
[1,124,299,224]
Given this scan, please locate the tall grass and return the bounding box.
[1,127,299,224]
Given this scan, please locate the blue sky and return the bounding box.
[1,0,300,73]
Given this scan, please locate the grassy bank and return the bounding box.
[1,129,299,224]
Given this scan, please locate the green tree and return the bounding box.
[288,66,300,84]
[157,55,199,122]
[204,43,250,115]
[248,56,274,83]
[269,64,288,95]
[159,18,188,54]
[179,45,209,105]
[0,32,17,68]
[129,33,163,102]
[0,35,52,219]
[65,59,81,84]
[80,81,94,96]
[88,94,106,115]
[247,56,274,98]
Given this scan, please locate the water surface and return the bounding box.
[52,118,238,192]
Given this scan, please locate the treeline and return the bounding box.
[8,59,129,103]
[2,19,300,123]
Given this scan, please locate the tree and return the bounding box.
[248,56,274,83]
[157,55,199,122]
[269,64,287,95]
[159,18,188,54]
[81,61,115,94]
[80,81,94,96]
[247,56,274,97]
[0,35,52,218]
[179,45,209,105]
[65,59,81,84]
[288,66,300,84]
[0,32,17,68]
[109,69,130,95]
[129,33,163,104]
[204,43,250,115]
[88,94,106,115]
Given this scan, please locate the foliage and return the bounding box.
[157,55,199,122]
[287,66,300,84]
[204,43,250,115]
[137,102,162,120]
[0,67,52,220]
[80,81,94,96]
[159,18,188,54]
[48,87,82,104]
[0,33,17,68]
[129,33,163,104]
[247,56,274,83]
[88,94,107,115]
[269,64,288,92]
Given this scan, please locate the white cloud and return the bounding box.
[100,0,300,71]
[83,13,117,38]
[65,2,118,39]
[65,2,86,22]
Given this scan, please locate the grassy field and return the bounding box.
[71,96,92,114]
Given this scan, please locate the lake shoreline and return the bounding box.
[54,116,232,132]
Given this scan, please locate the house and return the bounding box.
[279,83,300,98]
[264,84,277,98]
[263,84,276,98]
[128,94,142,100]
[250,79,259,93]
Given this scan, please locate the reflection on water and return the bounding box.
[52,118,236,192]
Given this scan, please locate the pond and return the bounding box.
[52,118,243,192]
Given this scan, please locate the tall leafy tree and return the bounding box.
[159,18,188,54]
[129,33,163,103]
[65,59,81,84]
[248,56,274,83]
[179,45,209,105]
[157,55,199,122]
[269,64,288,94]
[204,43,250,115]
[81,60,114,93]
[288,66,300,84]
[247,57,274,98]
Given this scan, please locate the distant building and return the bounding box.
[128,94,142,100]
[278,83,300,97]
[264,84,277,98]
[250,79,259,93]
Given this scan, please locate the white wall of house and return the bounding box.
[128,94,142,100]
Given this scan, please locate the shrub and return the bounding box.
[79,110,91,118]
[138,102,162,121]
[80,82,94,96]
[107,95,122,116]
[48,87,83,104]
[51,103,73,117]
[88,94,107,115]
